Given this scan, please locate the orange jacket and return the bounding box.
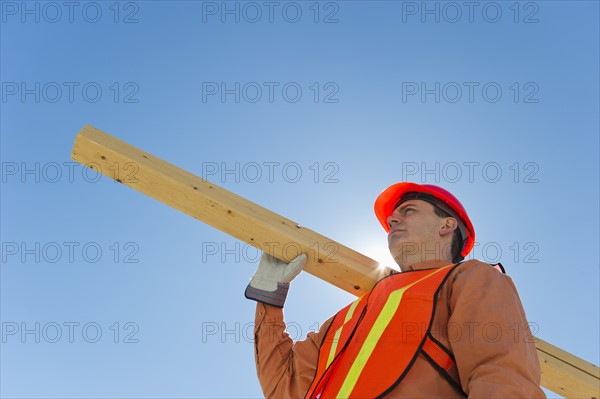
[252,259,545,398]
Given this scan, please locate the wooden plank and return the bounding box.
[537,337,600,398]
[71,125,393,296]
[70,124,600,399]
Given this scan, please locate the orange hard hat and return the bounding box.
[374,182,475,257]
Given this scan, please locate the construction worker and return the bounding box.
[245,182,545,398]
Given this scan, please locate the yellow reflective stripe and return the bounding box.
[326,296,363,368]
[336,266,451,398]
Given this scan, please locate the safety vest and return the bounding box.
[305,263,468,399]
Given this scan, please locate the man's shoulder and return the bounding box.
[451,259,511,283]
[444,260,522,307]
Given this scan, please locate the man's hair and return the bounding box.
[432,206,464,263]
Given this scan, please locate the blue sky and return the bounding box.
[1,1,598,398]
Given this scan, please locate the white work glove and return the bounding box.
[244,252,307,308]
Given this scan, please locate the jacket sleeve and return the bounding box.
[253,302,334,399]
[447,261,546,399]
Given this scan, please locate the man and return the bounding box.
[245,182,545,398]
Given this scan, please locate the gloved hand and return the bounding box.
[244,252,307,308]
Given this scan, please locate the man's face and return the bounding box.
[387,199,453,266]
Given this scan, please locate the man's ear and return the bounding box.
[439,217,458,238]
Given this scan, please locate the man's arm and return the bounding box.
[448,260,545,398]
[245,253,333,398]
[253,303,333,398]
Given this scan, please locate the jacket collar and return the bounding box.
[403,259,453,271]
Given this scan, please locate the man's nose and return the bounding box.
[387,214,400,228]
